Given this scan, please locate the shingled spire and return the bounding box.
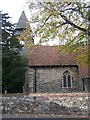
[15,11,31,36]
[15,11,34,58]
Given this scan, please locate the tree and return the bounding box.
[27,0,90,65]
[2,12,27,93]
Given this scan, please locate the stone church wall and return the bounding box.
[25,66,83,93]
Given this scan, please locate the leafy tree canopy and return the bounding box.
[27,0,90,66]
[2,11,27,93]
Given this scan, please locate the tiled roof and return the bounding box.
[29,45,77,66]
[29,45,89,78]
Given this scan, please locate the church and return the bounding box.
[15,11,89,93]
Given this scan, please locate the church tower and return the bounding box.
[15,11,34,58]
[15,11,34,94]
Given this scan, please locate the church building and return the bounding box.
[15,11,90,93]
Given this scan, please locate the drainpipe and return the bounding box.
[33,68,37,93]
[82,78,85,91]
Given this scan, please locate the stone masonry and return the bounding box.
[24,66,83,93]
[1,93,90,117]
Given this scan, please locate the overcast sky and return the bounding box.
[0,0,89,24]
[0,0,30,24]
[0,0,89,45]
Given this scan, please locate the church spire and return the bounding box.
[15,11,34,58]
[14,11,31,36]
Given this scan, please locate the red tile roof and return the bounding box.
[29,45,89,78]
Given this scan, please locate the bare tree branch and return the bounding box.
[56,22,67,28]
[60,14,88,33]
[41,14,52,28]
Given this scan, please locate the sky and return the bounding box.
[0,0,89,45]
[0,0,89,24]
[0,0,30,24]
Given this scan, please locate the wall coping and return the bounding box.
[1,92,89,98]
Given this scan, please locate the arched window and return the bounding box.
[63,71,72,88]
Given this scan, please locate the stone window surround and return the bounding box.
[62,71,73,88]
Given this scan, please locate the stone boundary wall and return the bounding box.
[1,93,90,117]
[29,92,90,97]
[1,92,89,97]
